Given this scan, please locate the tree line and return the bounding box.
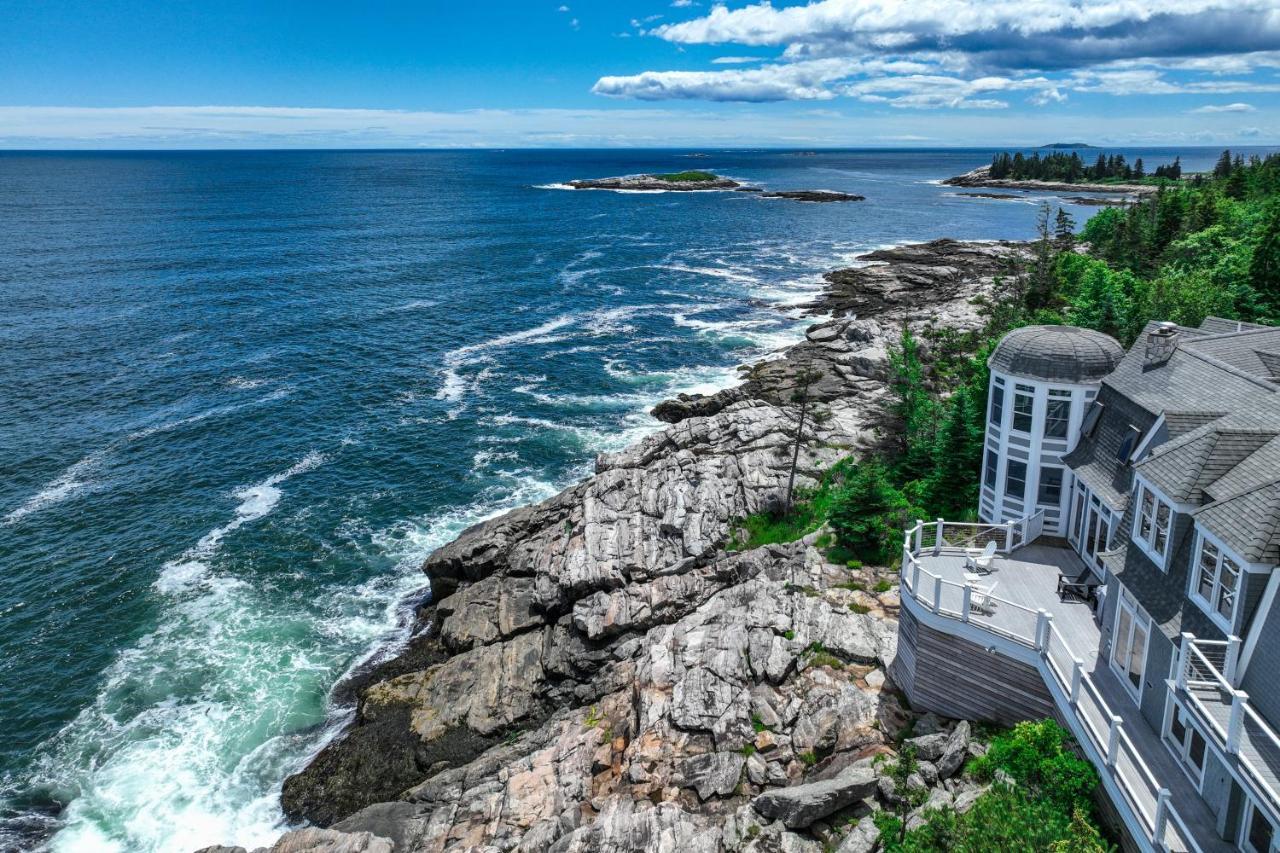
[987,150,1181,183]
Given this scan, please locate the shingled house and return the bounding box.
[892,317,1280,853]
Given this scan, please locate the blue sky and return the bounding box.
[2,0,1279,148]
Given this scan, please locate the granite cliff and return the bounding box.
[197,239,1029,853]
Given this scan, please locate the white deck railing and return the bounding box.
[1179,635,1280,817]
[901,519,1203,853]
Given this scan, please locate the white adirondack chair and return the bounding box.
[970,581,999,614]
[964,540,998,573]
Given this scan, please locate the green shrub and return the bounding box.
[655,170,719,182]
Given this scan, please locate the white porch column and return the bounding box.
[1227,690,1249,755]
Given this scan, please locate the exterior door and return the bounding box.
[1111,590,1149,702]
[1166,702,1207,787]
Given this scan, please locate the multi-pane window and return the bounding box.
[1133,483,1173,567]
[1005,460,1028,501]
[1012,384,1035,433]
[1037,467,1063,506]
[1245,801,1276,853]
[990,381,1005,428]
[1193,535,1242,625]
[983,450,998,490]
[1044,390,1071,439]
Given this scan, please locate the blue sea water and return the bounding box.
[0,147,1239,852]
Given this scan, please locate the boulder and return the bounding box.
[936,720,971,779]
[752,764,877,828]
[680,752,746,801]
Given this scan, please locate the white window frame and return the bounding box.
[1131,479,1173,570]
[1190,527,1244,634]
[989,378,1005,429]
[1012,383,1035,434]
[1043,389,1072,440]
[1241,795,1280,853]
[1005,459,1028,502]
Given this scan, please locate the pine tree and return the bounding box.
[1133,157,1145,180]
[1214,149,1234,179]
[1053,207,1076,250]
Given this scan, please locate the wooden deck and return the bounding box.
[908,543,1235,852]
[1188,682,1280,804]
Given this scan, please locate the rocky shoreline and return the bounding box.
[943,165,1155,196]
[197,239,1030,853]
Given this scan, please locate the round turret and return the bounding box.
[989,325,1123,384]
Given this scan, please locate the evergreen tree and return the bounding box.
[1133,157,1145,180]
[886,325,938,481]
[1053,207,1076,250]
[1249,201,1280,318]
[1214,149,1234,179]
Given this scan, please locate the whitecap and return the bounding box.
[3,452,103,525]
[154,451,326,594]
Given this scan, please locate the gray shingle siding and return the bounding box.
[1242,605,1280,726]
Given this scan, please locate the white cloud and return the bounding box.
[671,0,697,6]
[595,0,1280,106]
[711,56,762,64]
[1191,102,1258,113]
[557,5,569,11]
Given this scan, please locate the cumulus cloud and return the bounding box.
[596,0,1280,107]
[711,56,762,64]
[1191,102,1258,112]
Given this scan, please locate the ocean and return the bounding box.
[0,147,1235,852]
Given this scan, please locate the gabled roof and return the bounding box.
[1194,481,1280,564]
[1162,410,1227,438]
[1181,328,1280,381]
[1198,316,1271,335]
[1136,424,1280,505]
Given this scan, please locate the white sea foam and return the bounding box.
[3,452,104,525]
[31,468,562,853]
[154,452,326,594]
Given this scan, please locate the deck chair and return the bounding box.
[1057,566,1101,610]
[964,540,998,574]
[969,581,998,614]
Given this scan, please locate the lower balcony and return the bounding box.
[900,519,1233,853]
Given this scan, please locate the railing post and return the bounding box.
[912,558,921,594]
[934,518,943,554]
[961,584,972,622]
[1154,788,1170,846]
[1036,609,1052,652]
[932,575,942,615]
[1107,715,1122,767]
[1177,633,1194,690]
[1070,658,1084,706]
[914,520,924,554]
[1228,690,1249,755]
[1004,520,1015,553]
[1226,635,1243,687]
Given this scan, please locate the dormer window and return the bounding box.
[1012,384,1035,433]
[1191,532,1242,630]
[1132,482,1173,569]
[1081,400,1104,438]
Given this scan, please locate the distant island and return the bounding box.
[565,171,864,202]
[1040,142,1097,149]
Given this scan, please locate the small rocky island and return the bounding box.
[566,172,864,202]
[568,171,742,191]
[943,165,1154,196]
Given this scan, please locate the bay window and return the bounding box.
[1006,460,1028,502]
[990,380,1005,428]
